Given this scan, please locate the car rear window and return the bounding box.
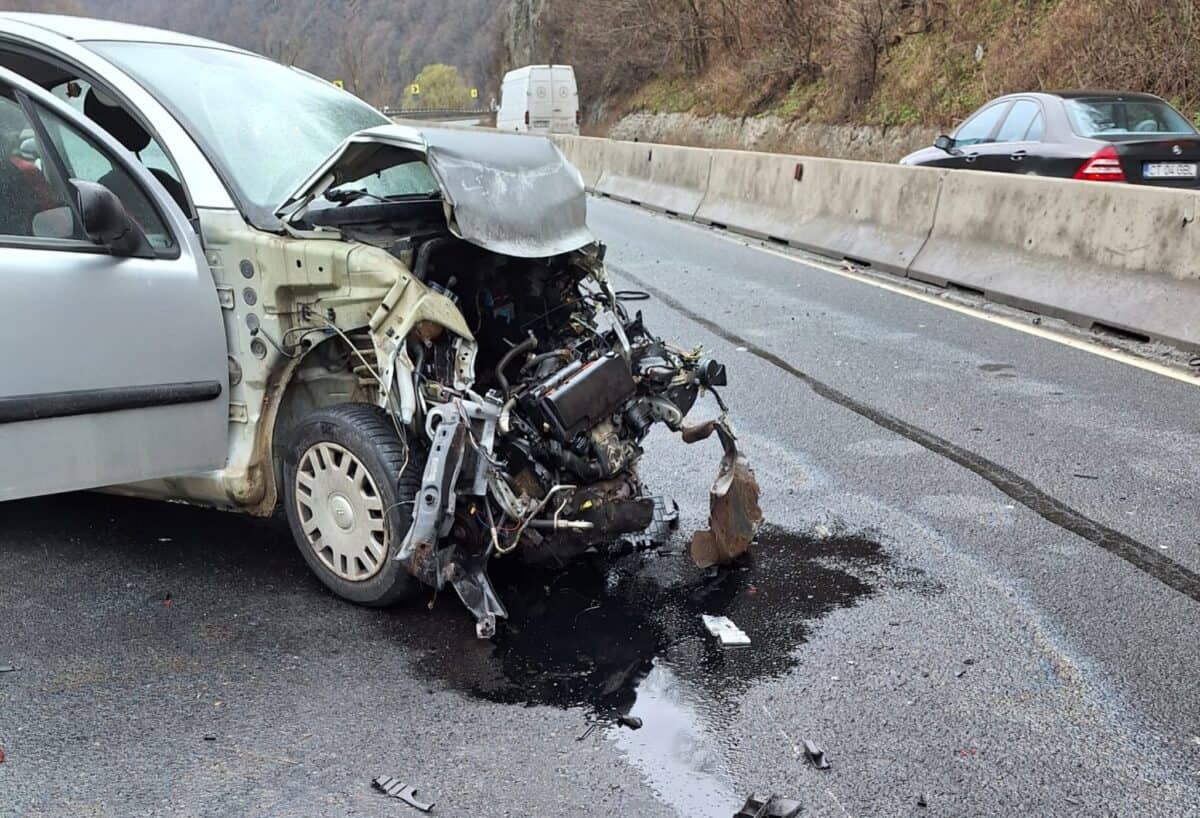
[1065,98,1197,139]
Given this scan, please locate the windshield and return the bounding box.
[318,158,440,208]
[85,41,390,227]
[1065,98,1197,139]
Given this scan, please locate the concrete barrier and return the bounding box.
[592,140,713,217]
[911,172,1200,348]
[552,132,1200,351]
[550,135,605,189]
[696,150,942,275]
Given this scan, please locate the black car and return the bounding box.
[900,91,1200,186]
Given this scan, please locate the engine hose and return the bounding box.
[496,331,537,397]
[537,439,604,482]
[520,349,570,373]
[413,236,455,282]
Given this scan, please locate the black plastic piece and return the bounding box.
[0,380,222,425]
[697,357,727,388]
[535,353,635,440]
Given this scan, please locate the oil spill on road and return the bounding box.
[412,525,890,817]
[416,525,888,712]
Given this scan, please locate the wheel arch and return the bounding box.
[263,330,385,514]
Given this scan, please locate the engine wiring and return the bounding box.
[494,483,576,555]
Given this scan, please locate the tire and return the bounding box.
[281,403,424,606]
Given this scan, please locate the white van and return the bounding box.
[497,65,579,134]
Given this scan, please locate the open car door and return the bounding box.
[0,66,227,501]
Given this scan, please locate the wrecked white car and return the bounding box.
[0,15,760,636]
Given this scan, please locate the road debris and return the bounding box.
[682,419,763,568]
[734,793,802,817]
[616,714,643,730]
[0,664,16,673]
[702,614,751,647]
[0,748,5,763]
[802,739,831,770]
[373,776,434,812]
[917,793,929,808]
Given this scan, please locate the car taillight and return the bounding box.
[1074,146,1126,182]
[524,110,529,126]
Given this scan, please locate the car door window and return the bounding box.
[996,100,1040,143]
[35,103,175,251]
[0,93,80,240]
[1024,111,1045,141]
[50,78,190,214]
[955,103,1009,147]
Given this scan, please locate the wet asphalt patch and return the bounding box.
[411,525,890,716]
[403,525,901,817]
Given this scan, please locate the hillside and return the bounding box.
[510,0,1200,131]
[3,0,505,108]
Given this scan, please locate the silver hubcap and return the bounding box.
[294,442,387,581]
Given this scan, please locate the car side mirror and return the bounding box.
[934,134,956,153]
[71,179,153,258]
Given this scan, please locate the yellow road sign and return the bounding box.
[470,88,478,99]
[332,79,344,89]
[409,83,420,95]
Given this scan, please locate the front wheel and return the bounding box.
[281,403,423,606]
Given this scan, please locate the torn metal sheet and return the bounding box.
[701,614,751,647]
[373,775,435,812]
[681,418,763,568]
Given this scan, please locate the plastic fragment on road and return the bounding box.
[802,739,831,770]
[0,665,16,673]
[373,775,435,812]
[733,793,802,818]
[702,614,750,646]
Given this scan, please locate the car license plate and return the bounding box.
[1143,162,1198,179]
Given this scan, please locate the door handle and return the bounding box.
[1010,150,1027,161]
[964,152,979,164]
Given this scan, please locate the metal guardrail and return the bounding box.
[380,107,493,119]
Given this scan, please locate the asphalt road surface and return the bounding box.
[3,197,1200,817]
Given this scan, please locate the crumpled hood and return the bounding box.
[276,124,594,258]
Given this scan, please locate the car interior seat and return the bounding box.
[84,88,189,215]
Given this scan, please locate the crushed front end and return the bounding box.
[373,241,759,637]
[282,125,762,636]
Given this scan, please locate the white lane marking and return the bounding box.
[610,202,1200,387]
